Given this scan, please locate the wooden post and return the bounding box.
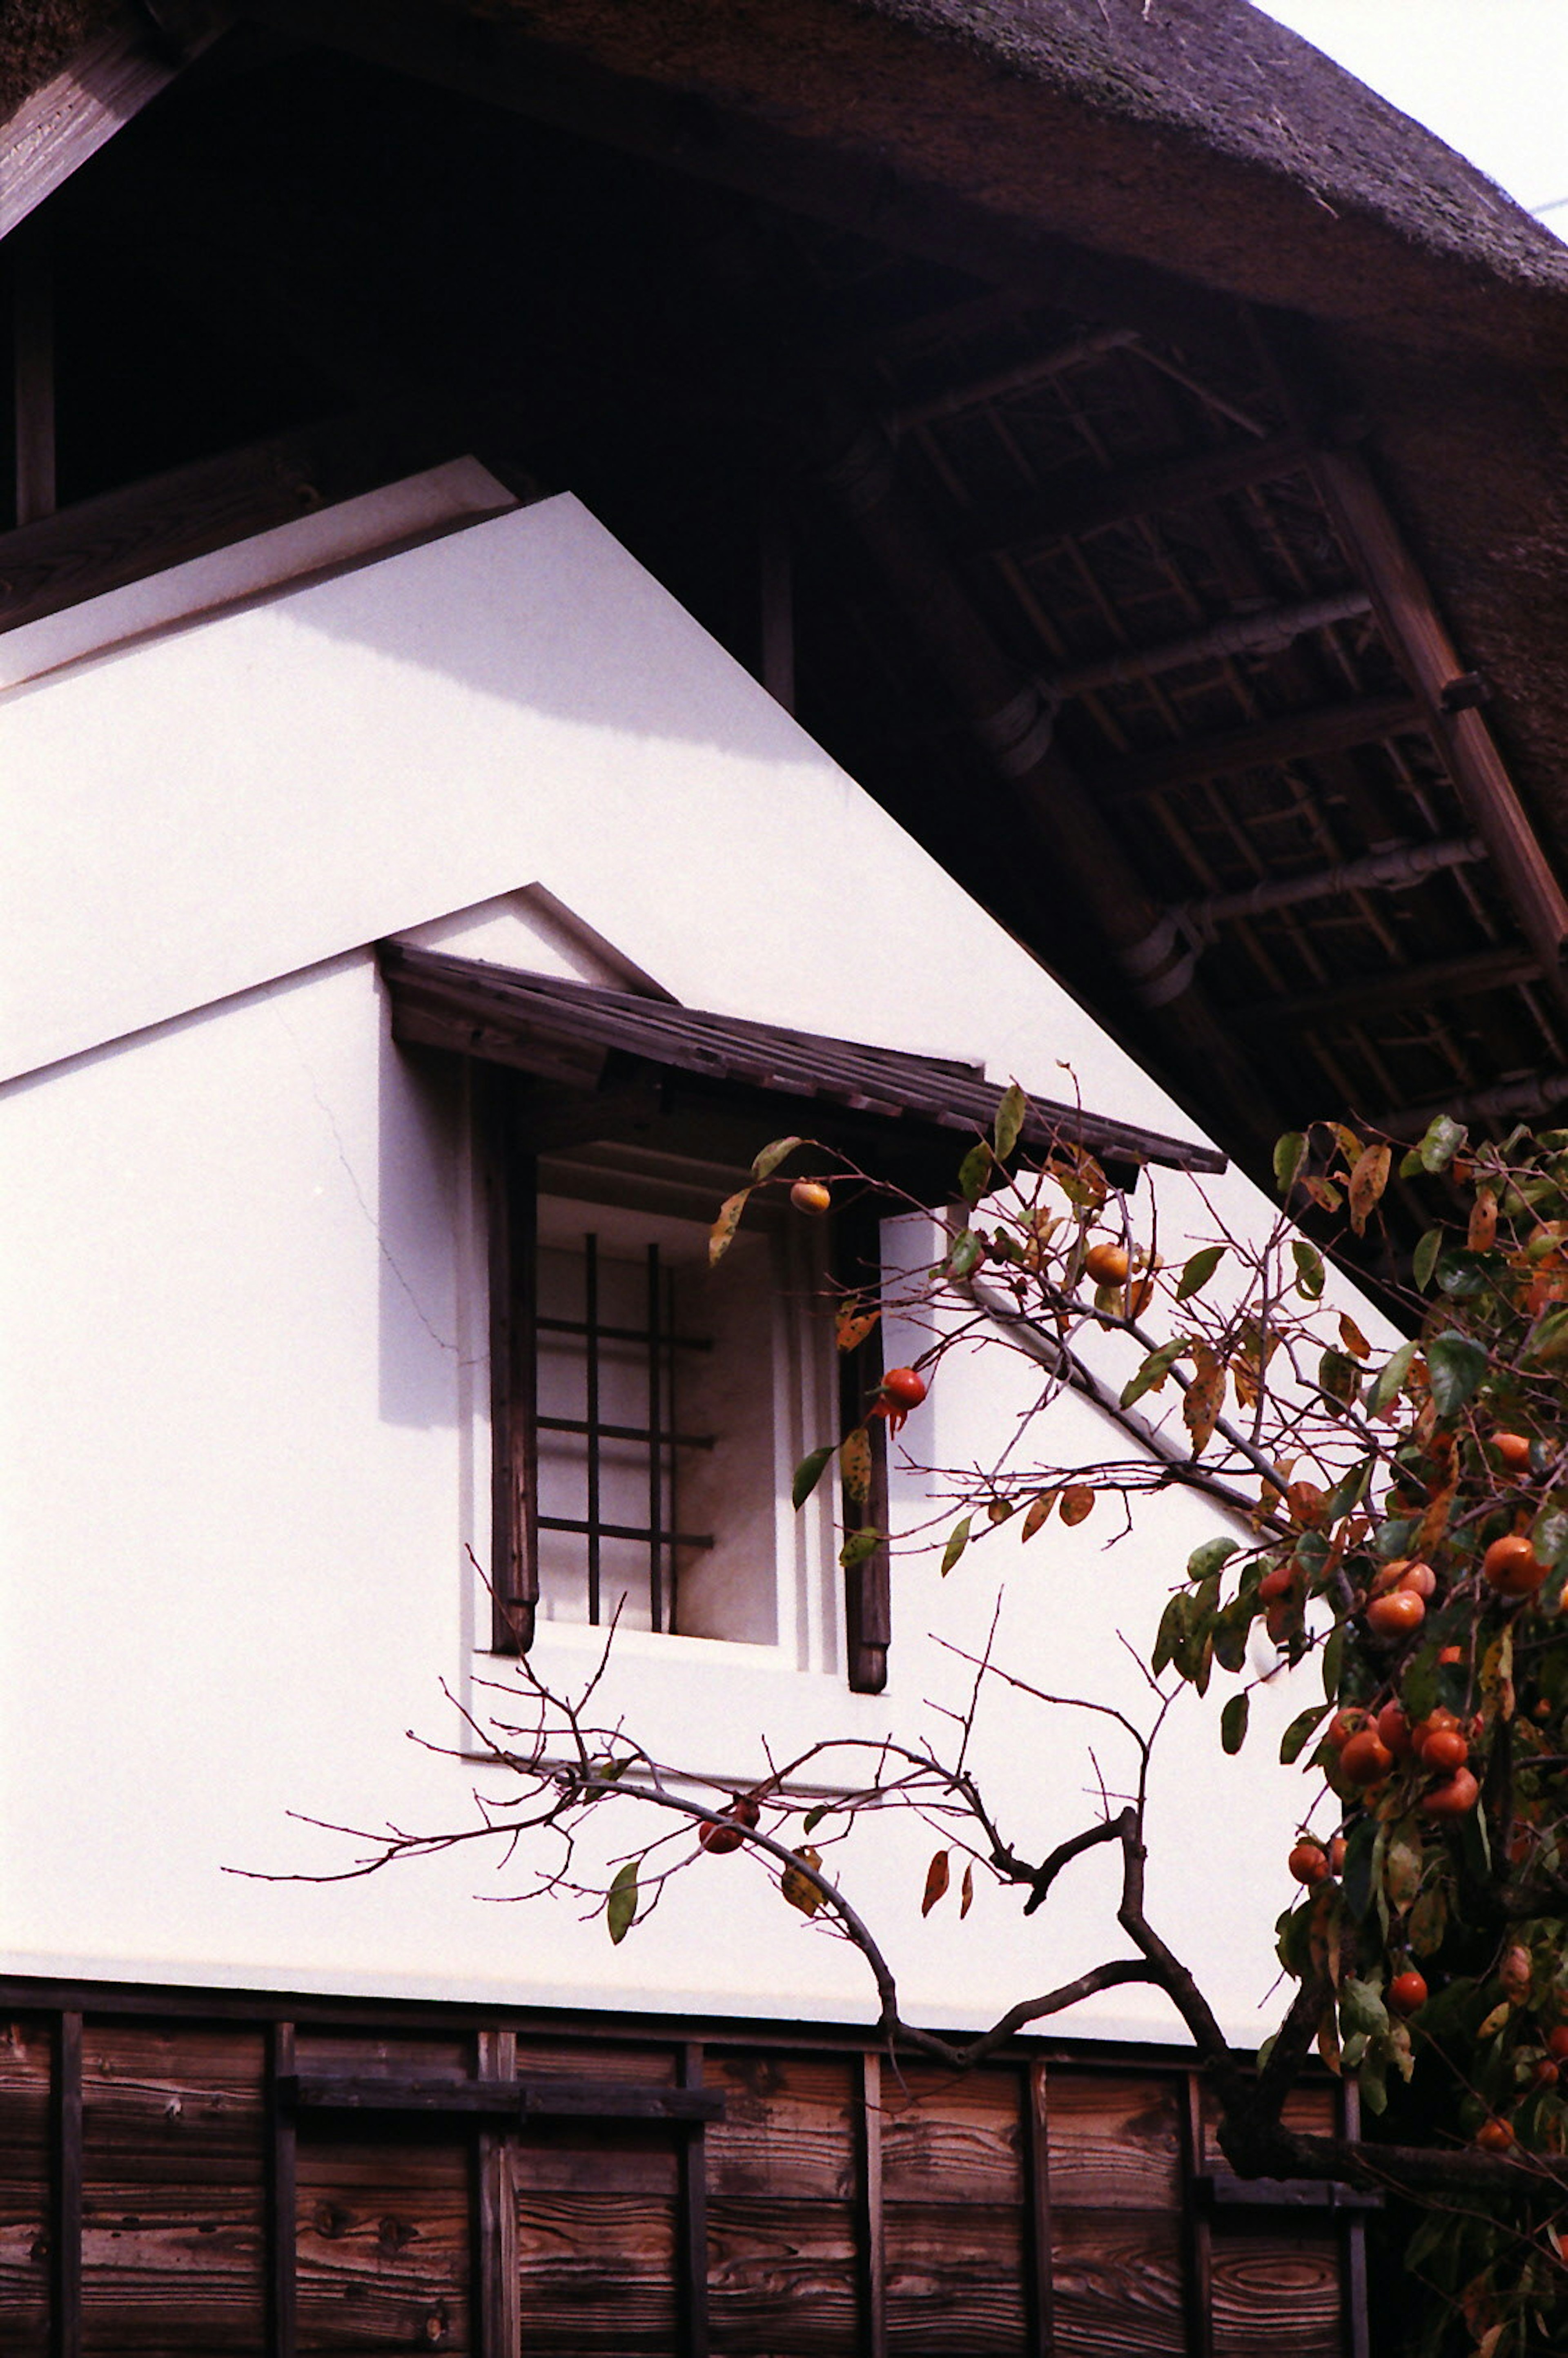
[677,2041,710,2358]
[52,2008,82,2358]
[476,2028,520,2358]
[1340,2077,1370,2358]
[481,1072,539,1652]
[856,2053,886,2358]
[12,223,56,528]
[1022,2062,1055,2356]
[266,2021,297,2358]
[835,1201,890,1694]
[1180,2076,1214,2358]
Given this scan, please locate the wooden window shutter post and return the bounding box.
[480,1070,539,1653]
[835,1200,890,1693]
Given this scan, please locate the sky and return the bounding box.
[1252,0,1568,238]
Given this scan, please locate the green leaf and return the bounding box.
[1220,1692,1249,1755]
[1290,1240,1325,1300]
[1187,1537,1240,1584]
[1176,1244,1224,1301]
[792,1444,835,1511]
[993,1081,1027,1163]
[1274,1132,1307,1195]
[1401,1644,1441,1724]
[1426,1330,1488,1417]
[1325,1458,1373,1521]
[940,1516,972,1576]
[1152,1591,1192,1678]
[750,1135,804,1184]
[1534,1503,1568,1569]
[839,1527,882,1569]
[947,1229,983,1282]
[1412,1228,1442,1293]
[1321,1621,1346,1702]
[1525,1305,1568,1367]
[606,1859,639,1945]
[1280,1703,1330,1764]
[1341,1821,1381,1927]
[1418,1113,1467,1175]
[957,1142,992,1206]
[801,1803,831,1834]
[1121,1337,1186,1409]
[1318,1348,1361,1405]
[1367,1341,1417,1418]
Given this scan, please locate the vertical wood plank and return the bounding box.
[267,2020,296,2358]
[52,2008,82,2358]
[1339,2079,1368,2358]
[1023,2062,1055,2357]
[476,2028,520,2358]
[1180,2076,1214,2358]
[835,1203,890,1693]
[12,225,56,529]
[677,2042,710,2358]
[857,2053,886,2358]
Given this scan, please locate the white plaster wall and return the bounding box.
[0,488,1389,2049]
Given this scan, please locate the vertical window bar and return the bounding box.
[666,1259,682,1634]
[584,1231,601,1625]
[647,1243,664,1634]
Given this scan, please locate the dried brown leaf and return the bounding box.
[920,1849,950,1918]
[1347,1143,1392,1237]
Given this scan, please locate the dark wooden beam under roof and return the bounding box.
[951,426,1320,558]
[1232,945,1544,1035]
[1088,691,1425,800]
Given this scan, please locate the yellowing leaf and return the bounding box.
[1468,1189,1499,1252]
[920,1849,950,1917]
[1338,1313,1372,1361]
[960,1861,974,1919]
[606,1859,639,1945]
[1347,1143,1391,1236]
[1021,1491,1056,1542]
[840,1427,872,1506]
[1059,1484,1095,1527]
[1183,1344,1225,1456]
[941,1516,971,1576]
[709,1187,752,1265]
[836,1304,881,1353]
[993,1081,1027,1163]
[780,1845,824,1915]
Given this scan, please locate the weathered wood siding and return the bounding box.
[0,1983,1359,2355]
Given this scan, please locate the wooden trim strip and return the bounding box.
[51,2008,82,2358]
[677,2042,710,2358]
[1023,2061,1055,2356]
[1310,447,1568,978]
[279,2072,724,2120]
[266,2021,296,2358]
[857,2053,886,2358]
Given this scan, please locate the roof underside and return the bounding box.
[6,0,1568,1282]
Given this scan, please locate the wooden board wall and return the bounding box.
[0,1986,1357,2356]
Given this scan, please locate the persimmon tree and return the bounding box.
[278,1097,1568,2358]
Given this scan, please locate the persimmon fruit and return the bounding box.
[789,1179,832,1215]
[1493,1432,1535,1471]
[1083,1241,1131,1286]
[1483,1533,1548,1596]
[1339,1729,1394,1785]
[1389,1970,1428,2016]
[1375,1703,1413,1757]
[1287,1840,1330,1886]
[1422,1767,1480,1817]
[879,1367,927,1412]
[698,1794,760,1855]
[1475,2118,1515,2152]
[1420,1727,1469,1774]
[1366,1588,1425,1638]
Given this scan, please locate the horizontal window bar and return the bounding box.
[539,1516,715,1550]
[538,1315,712,1351]
[538,1415,715,1449]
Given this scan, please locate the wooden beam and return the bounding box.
[52,2009,82,2358]
[1055,587,1372,698]
[1233,944,1542,1034]
[266,2021,297,2358]
[0,402,486,637]
[955,428,1319,557]
[0,7,227,242]
[1180,2077,1215,2358]
[281,2071,725,2120]
[1089,691,1425,800]
[11,222,55,524]
[1310,448,1568,986]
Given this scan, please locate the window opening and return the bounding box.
[535,1232,716,1631]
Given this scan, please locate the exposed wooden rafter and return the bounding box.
[1089,691,1425,800]
[954,426,1321,557]
[1234,945,1544,1034]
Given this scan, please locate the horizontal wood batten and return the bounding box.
[281,2073,724,2122]
[1088,692,1426,800]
